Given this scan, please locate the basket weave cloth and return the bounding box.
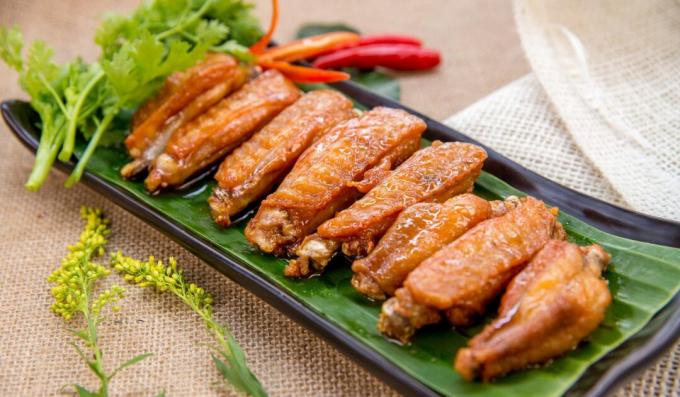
[0,0,678,396]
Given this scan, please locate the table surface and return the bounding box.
[0,0,674,396]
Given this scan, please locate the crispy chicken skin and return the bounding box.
[289,142,488,277]
[208,90,355,226]
[144,70,301,192]
[379,197,563,343]
[123,54,249,177]
[352,195,522,300]
[245,107,426,258]
[455,241,611,381]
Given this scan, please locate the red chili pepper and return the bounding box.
[258,59,351,83]
[250,0,279,55]
[312,44,441,71]
[357,34,422,47]
[259,32,361,62]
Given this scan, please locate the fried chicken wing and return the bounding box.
[245,107,426,257]
[379,197,563,343]
[288,142,487,277]
[144,70,301,192]
[352,195,522,300]
[208,90,355,226]
[455,241,611,381]
[123,54,249,178]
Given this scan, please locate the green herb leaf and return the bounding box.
[345,67,401,101]
[0,26,24,71]
[2,0,264,190]
[295,23,360,39]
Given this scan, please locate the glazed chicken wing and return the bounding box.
[379,197,564,343]
[455,241,611,381]
[288,142,487,277]
[245,107,426,257]
[208,90,355,226]
[352,195,521,300]
[123,54,249,178]
[144,70,301,192]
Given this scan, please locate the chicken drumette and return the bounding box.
[455,240,611,381]
[208,90,355,226]
[287,142,487,277]
[379,197,565,343]
[122,54,249,178]
[245,107,425,257]
[145,70,300,192]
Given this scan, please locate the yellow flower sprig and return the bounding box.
[111,253,267,397]
[48,207,151,397]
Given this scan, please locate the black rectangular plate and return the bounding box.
[3,79,680,396]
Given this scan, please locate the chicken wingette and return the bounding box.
[287,142,487,277]
[122,54,249,178]
[245,107,426,257]
[144,70,300,192]
[455,240,611,381]
[352,194,521,300]
[208,90,355,226]
[379,197,565,343]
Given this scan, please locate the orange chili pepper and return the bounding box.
[258,59,350,83]
[259,32,361,62]
[250,0,279,55]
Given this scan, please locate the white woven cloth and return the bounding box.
[446,74,628,207]
[445,6,680,393]
[502,0,680,221]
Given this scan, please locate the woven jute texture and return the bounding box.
[0,0,677,396]
[514,0,680,221]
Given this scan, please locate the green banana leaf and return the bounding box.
[73,137,680,397]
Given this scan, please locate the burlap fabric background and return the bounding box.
[0,0,677,396]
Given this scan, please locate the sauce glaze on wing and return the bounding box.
[378,197,563,343]
[124,53,248,177]
[208,90,355,226]
[289,142,488,277]
[455,241,611,381]
[245,107,426,257]
[406,197,560,318]
[352,194,518,300]
[144,70,301,192]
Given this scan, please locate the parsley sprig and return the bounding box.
[111,253,267,397]
[0,0,261,191]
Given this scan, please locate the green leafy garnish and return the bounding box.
[345,67,401,101]
[48,207,152,397]
[0,0,261,191]
[111,253,267,397]
[295,23,360,39]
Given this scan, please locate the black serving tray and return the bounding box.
[3,80,680,396]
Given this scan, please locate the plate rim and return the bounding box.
[3,96,679,397]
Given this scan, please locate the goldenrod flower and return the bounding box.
[47,207,151,396]
[111,253,266,397]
